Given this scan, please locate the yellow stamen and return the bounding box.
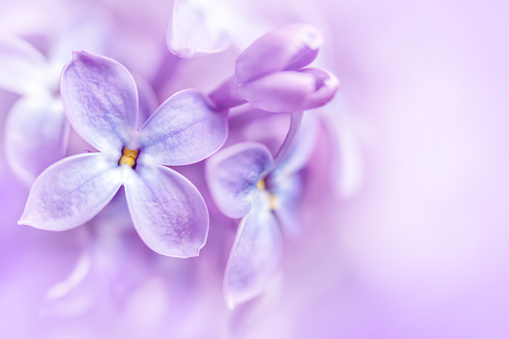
[256,179,265,191]
[119,147,139,168]
[269,194,278,211]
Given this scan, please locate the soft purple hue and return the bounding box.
[209,24,339,113]
[206,118,317,306]
[0,15,108,186]
[19,51,228,258]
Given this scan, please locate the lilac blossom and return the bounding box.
[206,114,318,307]
[0,16,107,186]
[18,51,228,257]
[209,24,339,113]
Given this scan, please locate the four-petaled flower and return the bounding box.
[206,114,318,307]
[18,51,228,257]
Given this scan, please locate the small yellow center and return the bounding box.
[256,179,278,210]
[118,147,139,168]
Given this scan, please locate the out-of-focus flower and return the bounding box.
[209,24,339,113]
[0,16,107,186]
[206,115,318,307]
[18,51,228,257]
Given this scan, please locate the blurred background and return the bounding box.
[1,0,508,338]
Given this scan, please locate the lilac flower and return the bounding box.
[209,24,339,113]
[0,16,107,186]
[18,51,228,257]
[206,114,318,307]
[167,0,267,58]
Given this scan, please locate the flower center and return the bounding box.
[256,179,278,210]
[118,147,139,168]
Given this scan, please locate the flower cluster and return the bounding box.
[0,0,349,329]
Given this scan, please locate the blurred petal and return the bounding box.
[60,51,138,153]
[272,174,303,238]
[124,164,208,258]
[19,153,123,231]
[224,196,282,308]
[276,112,319,175]
[48,14,109,67]
[273,111,304,168]
[206,142,273,219]
[167,0,230,58]
[235,24,322,84]
[325,110,364,198]
[5,95,68,186]
[0,33,49,95]
[138,89,228,166]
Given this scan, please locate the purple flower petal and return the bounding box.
[60,51,138,153]
[297,67,340,111]
[123,164,208,258]
[208,76,246,111]
[224,196,282,308]
[0,33,49,95]
[271,174,303,239]
[138,89,228,166]
[5,95,69,186]
[237,69,338,113]
[167,0,230,58]
[206,142,273,219]
[235,24,322,85]
[18,153,123,231]
[273,111,304,168]
[275,112,319,175]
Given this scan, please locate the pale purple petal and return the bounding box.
[235,24,322,85]
[206,142,273,219]
[273,111,304,168]
[298,68,340,110]
[271,174,303,239]
[275,112,319,175]
[60,51,138,153]
[0,33,49,95]
[237,71,315,113]
[237,68,339,113]
[18,153,123,231]
[224,196,282,308]
[48,14,109,67]
[167,0,230,58]
[138,89,228,166]
[123,164,208,258]
[5,95,68,187]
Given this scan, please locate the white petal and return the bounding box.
[0,33,50,95]
[224,196,282,308]
[19,153,124,231]
[5,95,68,186]
[124,164,208,258]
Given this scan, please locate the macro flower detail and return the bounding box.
[18,51,228,258]
[0,17,106,186]
[209,24,339,113]
[206,116,317,307]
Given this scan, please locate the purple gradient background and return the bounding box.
[1,0,508,338]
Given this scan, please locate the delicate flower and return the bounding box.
[209,24,339,113]
[18,51,228,257]
[167,0,264,58]
[0,16,107,186]
[206,114,318,307]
